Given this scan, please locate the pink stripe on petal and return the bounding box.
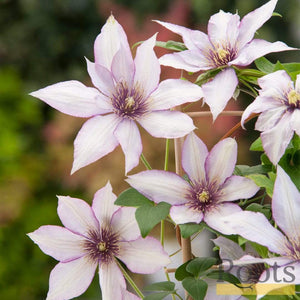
[30,81,105,118]
[46,256,97,300]
[118,236,170,274]
[28,225,86,262]
[114,119,142,174]
[57,196,99,237]
[72,114,120,174]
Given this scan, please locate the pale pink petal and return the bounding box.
[230,39,295,67]
[154,20,210,51]
[123,290,140,300]
[46,256,97,300]
[205,138,237,186]
[149,79,203,110]
[86,58,115,97]
[272,166,300,241]
[241,96,282,128]
[94,15,131,69]
[238,0,278,47]
[126,170,191,205]
[111,45,135,86]
[296,73,300,92]
[111,207,140,241]
[255,106,286,131]
[202,68,238,121]
[159,51,207,72]
[291,109,300,136]
[72,114,121,174]
[134,34,160,98]
[30,81,105,117]
[204,203,242,235]
[207,11,240,47]
[261,112,294,165]
[138,110,195,138]
[99,261,126,300]
[28,225,86,262]
[92,181,118,226]
[170,204,203,224]
[182,132,208,183]
[221,211,288,255]
[57,196,99,237]
[118,237,170,273]
[218,175,259,202]
[213,236,245,260]
[114,119,142,174]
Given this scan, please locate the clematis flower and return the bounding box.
[222,166,300,298]
[126,132,259,234]
[28,182,170,300]
[242,70,300,165]
[155,0,295,120]
[30,15,203,174]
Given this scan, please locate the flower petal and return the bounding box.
[213,236,245,260]
[291,109,300,136]
[149,79,203,110]
[99,260,126,300]
[86,58,115,97]
[28,225,86,262]
[94,15,131,69]
[230,39,295,67]
[221,211,288,255]
[205,138,237,186]
[126,170,191,205]
[255,106,286,131]
[272,166,300,241]
[204,203,242,235]
[138,110,195,138]
[114,119,142,174]
[46,256,97,300]
[238,0,277,47]
[30,81,105,117]
[111,45,135,86]
[111,207,140,241]
[92,181,118,226]
[218,175,259,202]
[134,34,160,98]
[202,68,238,121]
[170,204,203,224]
[182,132,208,184]
[261,112,293,165]
[57,196,99,237]
[207,11,240,47]
[72,114,120,174]
[119,237,170,274]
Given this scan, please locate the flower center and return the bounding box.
[196,190,210,203]
[207,44,238,67]
[111,81,147,119]
[84,228,119,264]
[286,239,300,261]
[188,184,216,213]
[287,90,300,108]
[217,48,230,61]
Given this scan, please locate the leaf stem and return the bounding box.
[115,259,144,299]
[140,153,152,170]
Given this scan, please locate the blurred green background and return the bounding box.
[0,0,299,299]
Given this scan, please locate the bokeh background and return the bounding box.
[0,0,299,299]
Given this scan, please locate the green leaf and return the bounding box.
[175,261,193,281]
[205,270,241,285]
[114,188,153,207]
[195,68,221,85]
[246,174,274,197]
[249,241,269,259]
[234,165,272,176]
[179,223,204,238]
[272,12,282,18]
[254,57,274,74]
[155,40,187,52]
[186,257,217,278]
[135,202,171,237]
[143,291,173,300]
[250,137,264,152]
[144,281,175,292]
[246,203,271,219]
[182,277,208,300]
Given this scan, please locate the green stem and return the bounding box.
[140,153,152,170]
[115,259,144,299]
[175,292,184,300]
[164,138,170,171]
[160,220,165,246]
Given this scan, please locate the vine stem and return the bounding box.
[115,259,144,299]
[140,153,152,170]
[187,110,243,118]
